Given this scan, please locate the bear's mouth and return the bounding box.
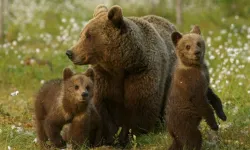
[73,60,85,65]
[72,56,90,65]
[190,55,201,61]
[78,99,87,103]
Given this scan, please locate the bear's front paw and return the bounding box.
[210,123,219,131]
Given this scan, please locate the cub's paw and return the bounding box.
[217,111,227,121]
[53,138,67,149]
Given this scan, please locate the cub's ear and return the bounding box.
[93,4,108,17]
[190,25,201,35]
[63,68,74,81]
[171,32,182,46]
[84,67,94,81]
[108,5,124,28]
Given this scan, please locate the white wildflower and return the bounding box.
[10,91,19,96]
[247,34,250,39]
[247,56,250,62]
[208,31,213,35]
[61,18,67,23]
[206,37,211,44]
[230,24,235,30]
[209,55,215,60]
[220,122,232,130]
[220,29,227,34]
[221,17,226,22]
[40,80,45,84]
[36,48,40,53]
[33,138,37,143]
[12,41,17,46]
[70,18,75,23]
[232,106,239,115]
[20,60,24,65]
[8,146,11,150]
[16,127,23,133]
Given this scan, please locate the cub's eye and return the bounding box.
[197,42,201,48]
[186,45,191,50]
[75,85,79,90]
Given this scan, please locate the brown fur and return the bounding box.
[34,68,94,148]
[66,5,226,146]
[64,103,102,148]
[166,26,218,150]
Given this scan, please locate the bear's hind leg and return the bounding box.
[169,139,183,150]
[185,129,202,150]
[36,119,48,147]
[168,131,183,150]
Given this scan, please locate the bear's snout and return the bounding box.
[66,50,73,60]
[81,91,89,98]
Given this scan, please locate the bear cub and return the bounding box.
[166,26,218,150]
[34,68,94,148]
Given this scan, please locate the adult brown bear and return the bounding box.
[66,5,226,145]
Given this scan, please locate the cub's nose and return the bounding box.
[194,50,201,56]
[81,91,89,98]
[66,50,73,59]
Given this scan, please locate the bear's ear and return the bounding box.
[190,25,201,35]
[84,67,94,81]
[108,5,124,28]
[93,4,108,17]
[63,68,74,81]
[171,32,182,46]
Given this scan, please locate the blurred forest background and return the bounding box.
[0,0,250,149]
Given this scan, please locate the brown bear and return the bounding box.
[65,5,225,145]
[34,67,95,148]
[166,26,218,150]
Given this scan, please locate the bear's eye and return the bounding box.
[186,45,191,50]
[75,85,79,90]
[197,42,201,48]
[86,85,90,91]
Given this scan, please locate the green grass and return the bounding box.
[0,0,250,149]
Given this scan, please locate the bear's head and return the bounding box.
[62,68,93,111]
[66,5,126,67]
[171,25,205,66]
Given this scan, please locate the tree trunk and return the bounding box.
[0,0,4,42]
[176,0,182,26]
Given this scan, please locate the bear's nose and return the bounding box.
[66,50,73,59]
[81,91,89,98]
[194,50,201,56]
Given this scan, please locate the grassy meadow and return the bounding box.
[0,0,249,149]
